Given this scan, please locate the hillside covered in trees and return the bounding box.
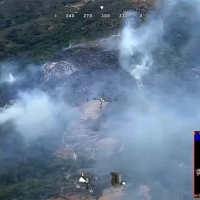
[0,0,153,62]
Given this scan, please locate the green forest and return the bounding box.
[0,0,152,62]
[0,121,96,199]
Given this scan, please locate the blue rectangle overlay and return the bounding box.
[194,131,200,142]
[194,131,200,198]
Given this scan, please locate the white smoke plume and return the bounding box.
[0,89,80,141]
[0,62,26,85]
[119,11,163,86]
[96,1,200,199]
[5,73,16,84]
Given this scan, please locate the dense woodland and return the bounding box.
[0,120,96,199]
[0,0,152,62]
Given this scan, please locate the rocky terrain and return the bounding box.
[55,100,123,161]
[51,74,124,200]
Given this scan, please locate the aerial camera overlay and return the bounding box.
[0,0,200,200]
[194,131,200,198]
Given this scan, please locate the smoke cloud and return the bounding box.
[0,0,200,199]
[0,89,80,141]
[0,62,20,84]
[96,0,200,199]
[119,11,163,85]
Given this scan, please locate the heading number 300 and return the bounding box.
[101,14,110,18]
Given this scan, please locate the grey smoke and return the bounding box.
[96,0,200,199]
[0,62,22,84]
[6,73,16,84]
[1,71,18,84]
[0,89,80,141]
[119,11,163,84]
[0,0,199,199]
